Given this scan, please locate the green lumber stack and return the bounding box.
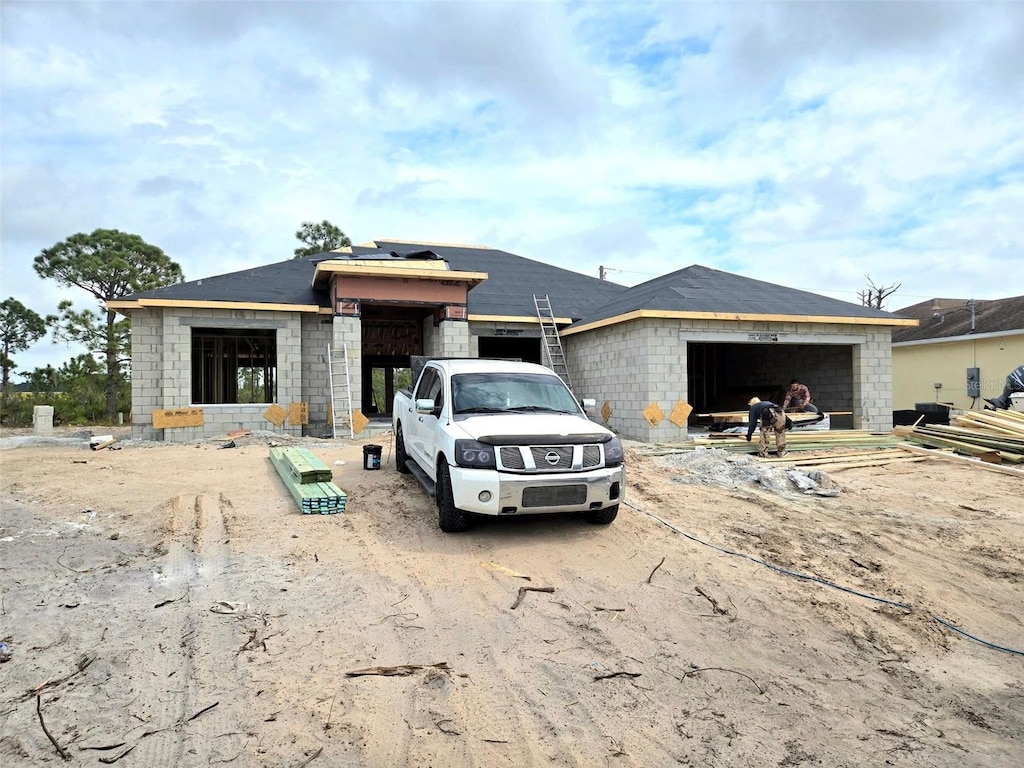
[270,447,347,514]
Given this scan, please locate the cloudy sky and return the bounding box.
[2,0,1023,375]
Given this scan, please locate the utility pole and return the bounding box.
[599,266,619,281]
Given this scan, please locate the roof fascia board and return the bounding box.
[106,300,144,311]
[562,310,919,336]
[312,261,488,288]
[108,298,323,313]
[468,314,574,324]
[893,328,1024,347]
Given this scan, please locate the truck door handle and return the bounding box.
[418,416,425,422]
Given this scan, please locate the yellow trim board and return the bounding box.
[313,262,488,288]
[561,310,919,336]
[107,299,324,314]
[467,314,574,324]
[333,259,451,271]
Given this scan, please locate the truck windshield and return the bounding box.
[452,373,581,415]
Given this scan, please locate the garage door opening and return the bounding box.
[687,342,855,428]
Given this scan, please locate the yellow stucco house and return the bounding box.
[892,296,1024,411]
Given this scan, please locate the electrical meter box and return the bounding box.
[966,367,981,398]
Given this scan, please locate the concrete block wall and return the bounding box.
[423,316,441,357]
[131,307,306,443]
[469,321,539,337]
[301,315,333,434]
[852,328,892,431]
[421,318,472,358]
[332,315,362,429]
[437,320,471,357]
[129,310,163,441]
[567,318,895,441]
[566,318,680,442]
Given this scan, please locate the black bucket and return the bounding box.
[363,444,382,470]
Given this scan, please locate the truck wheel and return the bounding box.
[436,462,470,533]
[585,505,618,525]
[395,424,411,474]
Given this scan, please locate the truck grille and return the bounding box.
[529,446,573,470]
[498,444,605,472]
[500,447,526,469]
[522,485,587,508]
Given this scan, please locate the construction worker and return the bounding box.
[746,397,788,458]
[783,378,818,413]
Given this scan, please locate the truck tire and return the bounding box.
[436,462,470,533]
[584,505,618,525]
[395,423,411,474]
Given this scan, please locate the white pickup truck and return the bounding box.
[392,359,625,532]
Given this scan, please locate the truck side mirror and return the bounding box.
[415,398,435,414]
[580,398,596,409]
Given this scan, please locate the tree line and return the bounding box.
[1,221,351,426]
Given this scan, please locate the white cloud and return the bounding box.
[2,0,1022,376]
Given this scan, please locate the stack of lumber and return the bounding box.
[758,448,928,472]
[270,446,347,514]
[686,430,900,453]
[894,408,1024,465]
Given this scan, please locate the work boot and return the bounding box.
[985,397,1008,410]
[777,450,788,458]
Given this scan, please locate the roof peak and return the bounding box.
[356,238,496,251]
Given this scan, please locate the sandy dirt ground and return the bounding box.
[0,426,1022,767]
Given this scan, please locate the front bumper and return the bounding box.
[448,465,625,516]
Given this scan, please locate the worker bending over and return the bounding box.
[746,397,789,458]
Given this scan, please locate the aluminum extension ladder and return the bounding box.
[533,294,573,393]
[326,343,354,439]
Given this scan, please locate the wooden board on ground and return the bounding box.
[153,408,204,428]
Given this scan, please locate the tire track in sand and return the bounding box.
[132,493,251,767]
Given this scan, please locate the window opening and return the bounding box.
[191,328,277,404]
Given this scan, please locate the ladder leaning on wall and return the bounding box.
[533,294,573,393]
[326,343,354,439]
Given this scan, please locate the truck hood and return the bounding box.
[450,413,614,444]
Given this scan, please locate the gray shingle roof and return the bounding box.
[369,241,627,319]
[891,295,1024,342]
[122,241,627,320]
[118,244,910,327]
[569,264,905,327]
[120,258,328,308]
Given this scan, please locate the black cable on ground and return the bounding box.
[625,500,1024,657]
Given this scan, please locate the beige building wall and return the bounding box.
[892,332,1024,410]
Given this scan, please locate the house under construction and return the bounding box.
[108,239,916,443]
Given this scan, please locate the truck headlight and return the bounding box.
[454,440,496,469]
[604,437,624,467]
